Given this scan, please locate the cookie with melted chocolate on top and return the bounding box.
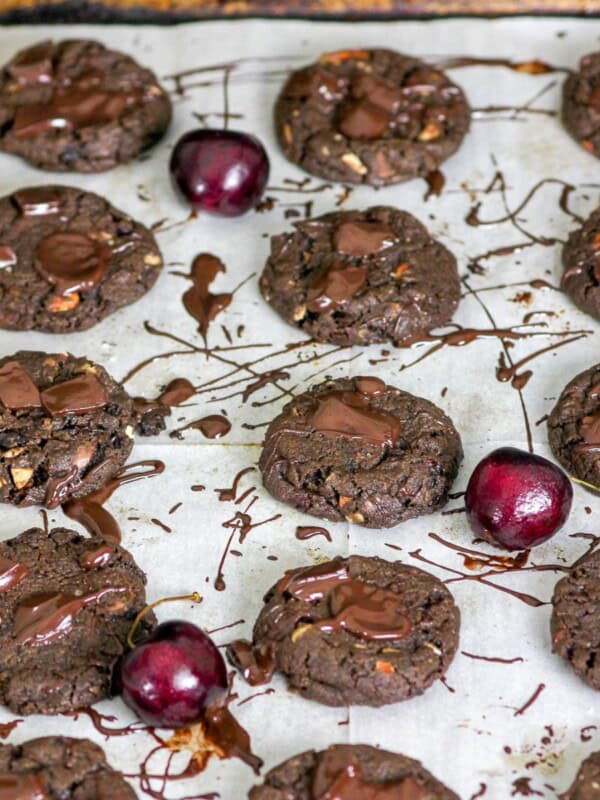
[259,376,462,527]
[551,547,600,693]
[547,363,600,490]
[0,527,154,715]
[260,206,460,346]
[561,206,600,322]
[0,185,162,333]
[275,48,470,186]
[561,749,600,800]
[249,744,459,800]
[228,555,460,707]
[0,350,135,508]
[0,736,137,799]
[563,52,600,161]
[0,39,171,172]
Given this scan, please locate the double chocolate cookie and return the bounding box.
[548,364,600,490]
[0,39,171,172]
[561,207,600,321]
[260,207,460,346]
[561,750,600,800]
[249,744,459,800]
[0,185,162,333]
[228,555,460,707]
[563,53,600,160]
[551,545,600,692]
[259,376,462,528]
[0,736,136,798]
[275,48,470,186]
[0,526,153,715]
[0,351,134,508]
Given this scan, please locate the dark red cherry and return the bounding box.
[465,446,573,550]
[118,620,227,727]
[169,129,270,217]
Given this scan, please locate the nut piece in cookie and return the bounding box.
[548,363,600,491]
[0,736,136,798]
[561,206,600,322]
[259,376,462,527]
[260,207,460,346]
[228,555,460,707]
[274,48,470,186]
[551,547,600,692]
[0,527,154,715]
[249,744,460,800]
[0,185,162,333]
[0,350,135,507]
[0,39,171,172]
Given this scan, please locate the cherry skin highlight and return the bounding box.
[118,620,227,727]
[170,129,270,217]
[465,447,573,550]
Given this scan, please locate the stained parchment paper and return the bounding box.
[0,16,598,800]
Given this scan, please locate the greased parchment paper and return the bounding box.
[0,16,598,800]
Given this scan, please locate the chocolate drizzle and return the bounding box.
[182,253,233,339]
[295,526,332,542]
[35,232,111,296]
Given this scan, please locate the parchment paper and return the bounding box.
[0,16,598,800]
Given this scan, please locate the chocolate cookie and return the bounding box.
[0,526,153,715]
[0,39,171,172]
[249,744,459,800]
[260,207,460,346]
[561,206,600,321]
[563,52,600,160]
[0,185,162,332]
[275,48,470,186]
[228,555,460,707]
[0,736,136,798]
[0,350,135,508]
[548,364,600,490]
[259,376,462,527]
[551,546,600,692]
[561,750,600,800]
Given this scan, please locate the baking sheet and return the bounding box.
[0,16,598,800]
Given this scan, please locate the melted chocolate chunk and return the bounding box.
[12,188,61,217]
[306,262,368,313]
[0,361,41,410]
[338,99,391,139]
[0,772,48,800]
[8,41,53,86]
[333,220,397,256]
[582,413,600,445]
[313,750,427,800]
[0,246,16,268]
[0,557,29,593]
[40,373,108,418]
[14,586,128,645]
[355,376,386,396]
[308,391,401,448]
[35,232,111,296]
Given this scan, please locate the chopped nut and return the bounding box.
[10,466,33,489]
[381,647,401,654]
[293,305,307,321]
[338,495,352,509]
[291,623,313,642]
[418,122,442,142]
[79,363,97,374]
[144,253,162,266]
[593,233,600,251]
[320,146,330,157]
[94,231,113,242]
[321,50,370,65]
[2,447,24,458]
[582,139,595,154]
[283,124,293,145]
[513,59,551,75]
[0,477,7,487]
[376,661,395,674]
[393,262,409,280]
[46,293,80,313]
[424,642,442,655]
[125,425,135,439]
[345,511,365,523]
[341,153,368,175]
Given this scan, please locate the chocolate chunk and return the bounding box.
[8,40,53,85]
[40,374,108,418]
[333,220,397,256]
[0,361,41,410]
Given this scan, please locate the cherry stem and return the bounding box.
[127,592,202,649]
[571,476,600,494]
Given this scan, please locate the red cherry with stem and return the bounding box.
[465,447,573,550]
[170,129,270,217]
[118,593,227,728]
